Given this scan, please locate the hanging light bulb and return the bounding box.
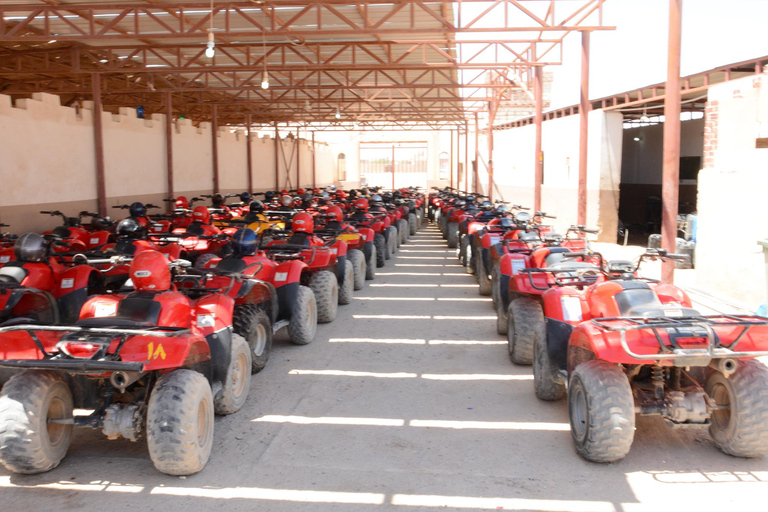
[261,72,270,90]
[335,107,341,119]
[205,31,215,59]
[640,108,649,122]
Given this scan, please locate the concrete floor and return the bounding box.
[3,224,768,511]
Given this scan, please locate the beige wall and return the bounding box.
[0,93,333,234]
[697,72,768,308]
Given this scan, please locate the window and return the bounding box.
[337,153,347,181]
[439,151,449,180]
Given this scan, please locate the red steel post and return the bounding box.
[534,65,543,212]
[211,104,219,194]
[464,120,469,191]
[246,113,253,194]
[92,74,107,217]
[577,31,590,225]
[274,122,279,190]
[312,132,316,189]
[661,0,683,284]
[165,92,174,210]
[450,129,455,189]
[474,112,479,194]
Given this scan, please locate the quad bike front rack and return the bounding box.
[591,315,768,364]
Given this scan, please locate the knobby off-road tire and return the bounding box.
[398,219,409,244]
[460,235,470,267]
[506,297,543,365]
[476,253,492,296]
[365,246,377,280]
[348,249,366,291]
[496,300,509,335]
[310,270,338,323]
[409,213,418,235]
[338,260,354,305]
[447,222,459,248]
[147,369,214,475]
[374,234,386,268]
[466,243,476,275]
[491,262,501,310]
[387,226,399,252]
[534,332,566,401]
[288,285,317,345]
[194,252,218,269]
[233,305,272,373]
[568,360,635,463]
[0,370,73,474]
[706,360,768,457]
[214,333,252,415]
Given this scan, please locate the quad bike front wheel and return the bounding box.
[374,234,386,268]
[338,260,354,305]
[0,370,73,474]
[310,271,339,323]
[447,222,459,248]
[233,304,272,373]
[506,297,543,365]
[214,333,252,415]
[409,213,418,235]
[568,360,635,463]
[398,219,409,244]
[348,249,366,291]
[476,253,492,296]
[387,226,398,256]
[147,369,214,475]
[491,262,501,310]
[288,285,318,345]
[533,333,566,401]
[365,246,377,280]
[706,360,768,457]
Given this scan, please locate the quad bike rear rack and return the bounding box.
[0,324,191,371]
[591,315,768,362]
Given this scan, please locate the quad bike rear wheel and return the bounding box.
[147,369,214,475]
[288,285,317,345]
[348,249,366,290]
[387,226,398,256]
[534,333,566,401]
[706,360,768,457]
[194,252,218,269]
[310,270,339,323]
[214,333,252,415]
[338,260,354,305]
[447,222,459,248]
[398,219,408,245]
[409,213,418,236]
[496,301,509,335]
[233,305,272,373]
[568,360,635,463]
[491,262,501,310]
[0,370,73,474]
[466,243,476,275]
[476,253,492,296]
[506,297,542,365]
[374,234,386,268]
[365,246,377,280]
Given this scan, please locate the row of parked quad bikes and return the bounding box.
[430,187,768,463]
[0,187,425,476]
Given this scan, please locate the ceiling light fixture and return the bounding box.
[260,30,269,89]
[335,106,341,119]
[640,108,649,122]
[204,0,215,58]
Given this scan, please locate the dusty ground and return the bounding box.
[3,223,768,511]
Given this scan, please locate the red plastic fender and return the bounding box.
[116,333,211,371]
[383,217,391,228]
[653,283,692,307]
[79,294,123,320]
[0,247,15,267]
[157,243,182,261]
[19,262,56,291]
[542,287,591,325]
[330,239,348,258]
[0,331,62,360]
[56,264,99,298]
[273,259,308,288]
[359,227,375,243]
[499,253,529,279]
[85,230,112,249]
[510,272,548,296]
[193,294,235,338]
[530,247,553,269]
[584,281,624,319]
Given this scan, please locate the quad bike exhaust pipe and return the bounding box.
[110,371,144,392]
[710,358,738,378]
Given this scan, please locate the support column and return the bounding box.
[474,112,479,194]
[464,120,469,191]
[577,31,590,226]
[246,113,253,194]
[165,93,174,210]
[92,74,107,216]
[312,132,316,189]
[487,111,495,203]
[296,129,300,190]
[661,0,683,284]
[274,122,279,190]
[391,144,396,191]
[534,66,544,213]
[450,129,455,189]
[211,104,219,194]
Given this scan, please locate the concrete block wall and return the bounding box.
[696,72,768,307]
[0,93,334,234]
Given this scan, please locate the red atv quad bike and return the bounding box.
[189,227,318,369]
[40,210,115,252]
[265,212,345,324]
[0,233,104,326]
[368,195,399,264]
[493,223,588,336]
[512,249,768,462]
[0,250,254,476]
[315,206,368,292]
[346,199,382,280]
[0,224,18,268]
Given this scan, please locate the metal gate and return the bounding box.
[359,142,428,190]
